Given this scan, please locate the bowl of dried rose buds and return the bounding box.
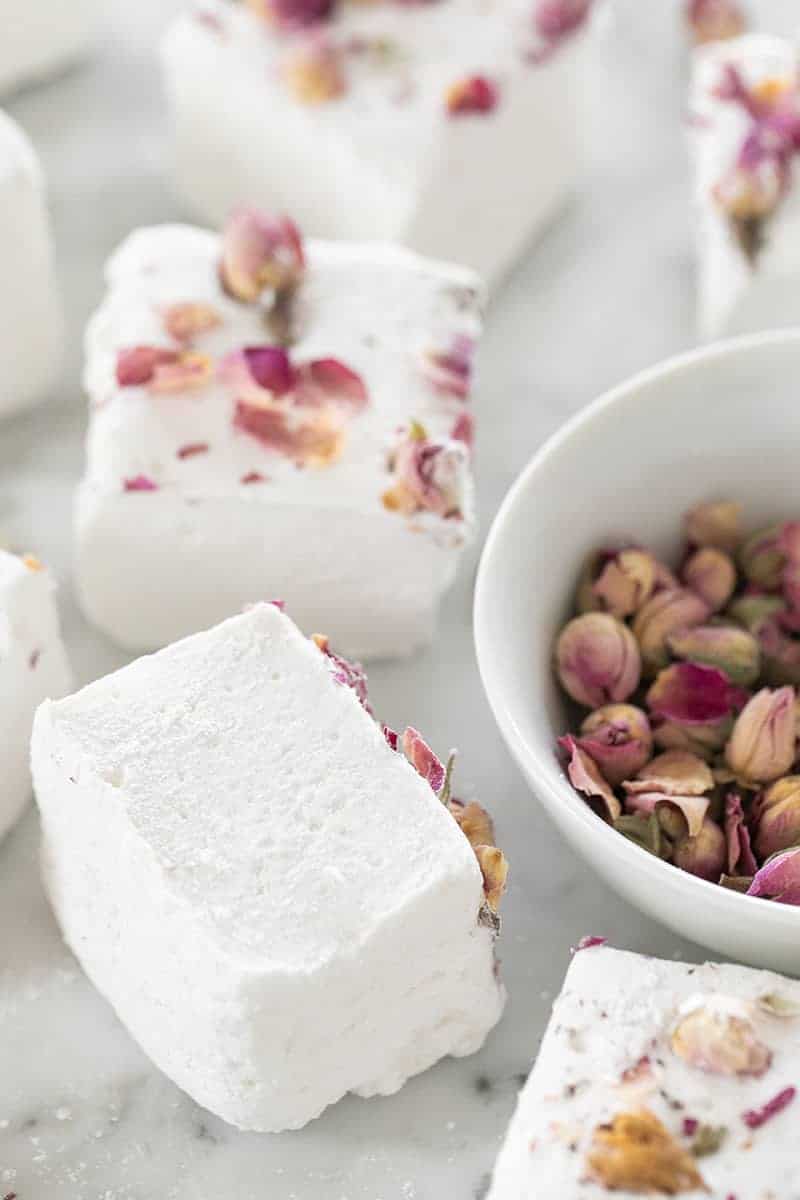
[475,330,800,972]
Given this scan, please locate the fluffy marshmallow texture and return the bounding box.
[488,942,800,1199]
[0,551,70,841]
[0,0,100,95]
[33,603,506,1132]
[160,0,596,286]
[0,110,63,416]
[691,34,800,339]
[77,214,481,657]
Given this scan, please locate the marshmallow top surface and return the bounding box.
[84,224,480,524]
[43,603,481,970]
[490,944,800,1197]
[166,0,536,127]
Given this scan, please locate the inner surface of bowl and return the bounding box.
[476,330,800,971]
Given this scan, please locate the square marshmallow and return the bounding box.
[0,551,70,841]
[691,34,800,339]
[160,0,596,287]
[0,0,100,95]
[0,110,63,417]
[33,602,506,1132]
[76,215,481,658]
[488,942,800,1198]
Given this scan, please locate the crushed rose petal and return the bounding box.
[742,1086,796,1129]
[445,75,499,116]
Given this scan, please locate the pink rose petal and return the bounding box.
[646,661,744,726]
[747,847,800,905]
[124,475,158,492]
[725,792,758,876]
[742,1087,796,1129]
[445,75,500,116]
[402,726,446,793]
[559,734,621,822]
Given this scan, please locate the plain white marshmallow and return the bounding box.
[160,0,596,288]
[76,223,481,658]
[0,550,70,842]
[33,602,505,1132]
[488,942,800,1198]
[0,110,63,417]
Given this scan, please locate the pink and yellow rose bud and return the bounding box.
[219,206,305,302]
[555,613,641,709]
[739,523,788,590]
[682,547,736,612]
[686,0,747,45]
[577,704,652,786]
[632,588,710,676]
[592,549,656,619]
[753,775,800,860]
[666,624,761,688]
[725,686,797,784]
[747,846,800,905]
[672,817,727,880]
[684,500,741,553]
[671,995,771,1077]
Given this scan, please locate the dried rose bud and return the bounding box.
[682,548,736,612]
[685,499,741,552]
[671,995,772,1076]
[382,424,469,520]
[728,592,786,633]
[283,33,347,105]
[555,613,641,708]
[584,1108,708,1195]
[672,818,726,880]
[686,0,747,45]
[445,75,500,116]
[559,735,621,822]
[220,206,305,302]
[666,624,761,688]
[725,686,796,784]
[740,523,788,590]
[162,302,221,344]
[448,798,495,850]
[747,846,800,905]
[632,588,710,676]
[652,715,732,760]
[577,704,652,786]
[624,749,714,797]
[592,549,656,619]
[246,0,335,29]
[475,845,508,912]
[753,775,800,860]
[646,662,745,727]
[725,792,758,876]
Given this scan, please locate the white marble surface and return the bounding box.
[0,3,796,1198]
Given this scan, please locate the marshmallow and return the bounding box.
[0,110,63,417]
[76,214,481,658]
[488,941,800,1198]
[32,602,506,1132]
[691,34,800,339]
[0,551,70,842]
[160,0,596,287]
[0,0,100,95]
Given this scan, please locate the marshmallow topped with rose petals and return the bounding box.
[0,110,63,416]
[691,34,800,339]
[0,551,70,842]
[0,0,101,95]
[76,212,481,658]
[488,942,800,1199]
[160,0,597,287]
[32,602,506,1132]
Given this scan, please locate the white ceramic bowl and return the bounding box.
[475,330,800,974]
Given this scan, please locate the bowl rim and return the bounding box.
[475,327,800,930]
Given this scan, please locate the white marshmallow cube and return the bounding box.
[160,0,596,287]
[0,111,63,417]
[0,551,70,842]
[691,34,800,339]
[0,0,100,96]
[77,219,481,658]
[489,942,800,1198]
[33,602,505,1132]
